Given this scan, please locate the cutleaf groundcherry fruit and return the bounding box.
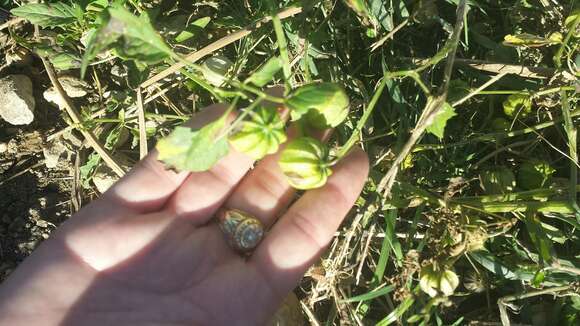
[278,137,332,190]
[419,264,460,297]
[229,105,287,159]
[503,93,532,118]
[286,82,349,128]
[201,55,233,87]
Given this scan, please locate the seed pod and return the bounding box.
[286,83,349,128]
[202,55,233,86]
[419,264,459,297]
[278,137,333,190]
[517,159,555,190]
[229,105,287,159]
[503,93,532,118]
[217,209,264,253]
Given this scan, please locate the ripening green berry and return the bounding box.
[201,55,233,86]
[278,137,332,190]
[229,106,287,160]
[286,83,349,128]
[503,93,532,118]
[419,264,459,298]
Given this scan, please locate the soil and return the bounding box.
[0,62,74,282]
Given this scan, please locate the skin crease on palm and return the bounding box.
[0,94,369,326]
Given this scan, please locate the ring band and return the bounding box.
[217,208,264,253]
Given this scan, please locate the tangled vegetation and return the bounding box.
[3,0,580,324]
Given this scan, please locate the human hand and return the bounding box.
[0,101,368,326]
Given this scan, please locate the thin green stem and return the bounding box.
[415,108,580,151]
[271,12,292,93]
[560,90,580,217]
[218,96,264,140]
[335,77,389,160]
[230,81,285,104]
[554,14,580,68]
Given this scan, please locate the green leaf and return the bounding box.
[80,152,101,188]
[524,213,555,264]
[156,118,229,172]
[175,16,211,43]
[246,56,282,87]
[503,33,562,47]
[108,6,172,56]
[377,296,415,326]
[341,285,395,303]
[286,82,349,128]
[426,102,456,139]
[50,52,82,70]
[469,250,534,281]
[81,5,173,77]
[81,22,122,77]
[11,2,82,28]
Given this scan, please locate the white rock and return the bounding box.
[43,76,90,107]
[93,168,119,193]
[42,141,66,168]
[0,142,7,153]
[0,75,35,125]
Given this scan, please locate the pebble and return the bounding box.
[42,141,67,168]
[0,75,35,125]
[43,76,91,107]
[0,142,7,153]
[93,168,119,193]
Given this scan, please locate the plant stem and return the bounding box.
[560,90,580,218]
[218,96,264,140]
[554,14,580,68]
[230,81,285,104]
[415,107,580,151]
[335,77,389,160]
[271,11,292,94]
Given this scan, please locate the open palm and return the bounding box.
[0,103,368,326]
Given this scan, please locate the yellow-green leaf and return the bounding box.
[426,102,456,139]
[156,118,229,172]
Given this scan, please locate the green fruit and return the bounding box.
[517,159,555,190]
[202,55,233,86]
[503,93,532,118]
[229,106,287,160]
[286,82,349,128]
[480,166,516,194]
[419,264,459,298]
[278,137,332,190]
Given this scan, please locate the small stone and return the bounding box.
[43,76,91,107]
[0,75,35,125]
[0,142,7,153]
[42,141,66,168]
[5,46,32,66]
[93,167,119,193]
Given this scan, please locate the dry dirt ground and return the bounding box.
[0,62,75,282]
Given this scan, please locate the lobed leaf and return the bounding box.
[156,118,229,172]
[426,102,456,139]
[11,2,83,28]
[246,56,282,87]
